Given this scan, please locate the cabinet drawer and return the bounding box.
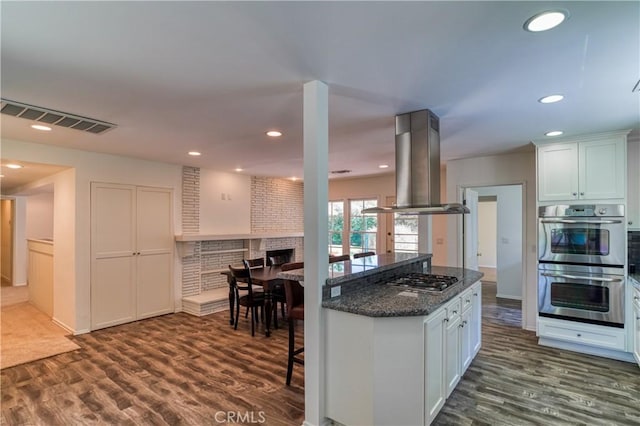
[538,318,625,351]
[632,286,640,310]
[460,288,473,312]
[445,298,462,321]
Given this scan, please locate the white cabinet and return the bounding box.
[443,297,462,397]
[632,284,640,366]
[627,140,640,229]
[537,133,627,202]
[326,279,483,426]
[91,183,174,330]
[424,308,447,425]
[470,283,482,356]
[538,317,626,351]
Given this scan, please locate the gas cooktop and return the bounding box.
[386,273,459,292]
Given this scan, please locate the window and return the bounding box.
[328,201,344,255]
[349,199,377,255]
[394,213,419,253]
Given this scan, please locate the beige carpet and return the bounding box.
[1,302,80,369]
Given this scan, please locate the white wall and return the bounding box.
[446,151,536,330]
[26,192,54,240]
[476,186,522,300]
[477,200,497,267]
[2,138,183,334]
[199,169,251,234]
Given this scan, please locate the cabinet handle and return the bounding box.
[580,192,585,196]
[463,320,468,325]
[572,192,577,196]
[466,299,471,303]
[459,324,464,328]
[577,333,582,337]
[634,296,639,301]
[444,318,449,323]
[452,310,458,315]
[629,221,633,225]
[473,293,478,296]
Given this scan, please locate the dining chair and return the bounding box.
[268,254,290,267]
[245,257,265,268]
[353,251,375,258]
[329,254,350,263]
[282,265,304,386]
[228,263,265,337]
[241,258,265,319]
[281,262,304,272]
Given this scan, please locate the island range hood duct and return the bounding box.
[363,109,469,215]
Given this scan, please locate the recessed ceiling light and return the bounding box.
[234,168,243,172]
[539,94,564,104]
[5,163,23,169]
[31,124,52,131]
[378,164,389,169]
[188,151,201,156]
[291,177,298,181]
[266,130,282,137]
[545,130,564,137]
[524,10,568,32]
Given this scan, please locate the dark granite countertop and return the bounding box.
[277,252,431,283]
[321,266,483,318]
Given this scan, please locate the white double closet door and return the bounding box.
[91,183,174,330]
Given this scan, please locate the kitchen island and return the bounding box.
[310,253,482,426]
[279,253,483,425]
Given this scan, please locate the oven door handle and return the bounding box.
[541,272,623,282]
[539,219,623,225]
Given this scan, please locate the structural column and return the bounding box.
[303,80,329,426]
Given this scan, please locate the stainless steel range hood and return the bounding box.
[363,109,469,215]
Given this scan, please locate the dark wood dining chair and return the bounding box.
[268,254,289,267]
[228,263,265,337]
[281,262,304,272]
[241,258,265,319]
[245,257,264,268]
[282,262,304,385]
[329,254,350,263]
[354,251,375,258]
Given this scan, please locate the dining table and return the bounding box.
[221,265,284,337]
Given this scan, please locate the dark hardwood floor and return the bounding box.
[434,281,640,426]
[2,281,638,425]
[1,311,305,425]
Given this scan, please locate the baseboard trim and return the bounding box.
[496,293,522,301]
[52,317,76,334]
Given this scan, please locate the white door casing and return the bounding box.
[464,188,479,271]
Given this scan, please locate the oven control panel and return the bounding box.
[539,204,625,218]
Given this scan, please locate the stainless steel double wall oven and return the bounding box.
[538,204,626,327]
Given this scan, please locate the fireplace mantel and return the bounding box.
[175,232,304,242]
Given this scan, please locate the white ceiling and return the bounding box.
[1,1,639,191]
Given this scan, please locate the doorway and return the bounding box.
[477,196,497,282]
[462,184,524,328]
[1,199,14,287]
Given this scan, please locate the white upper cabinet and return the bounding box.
[537,132,628,203]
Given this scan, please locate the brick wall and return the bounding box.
[251,177,304,232]
[182,166,200,234]
[180,172,305,296]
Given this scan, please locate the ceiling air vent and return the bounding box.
[330,169,352,175]
[0,98,116,134]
